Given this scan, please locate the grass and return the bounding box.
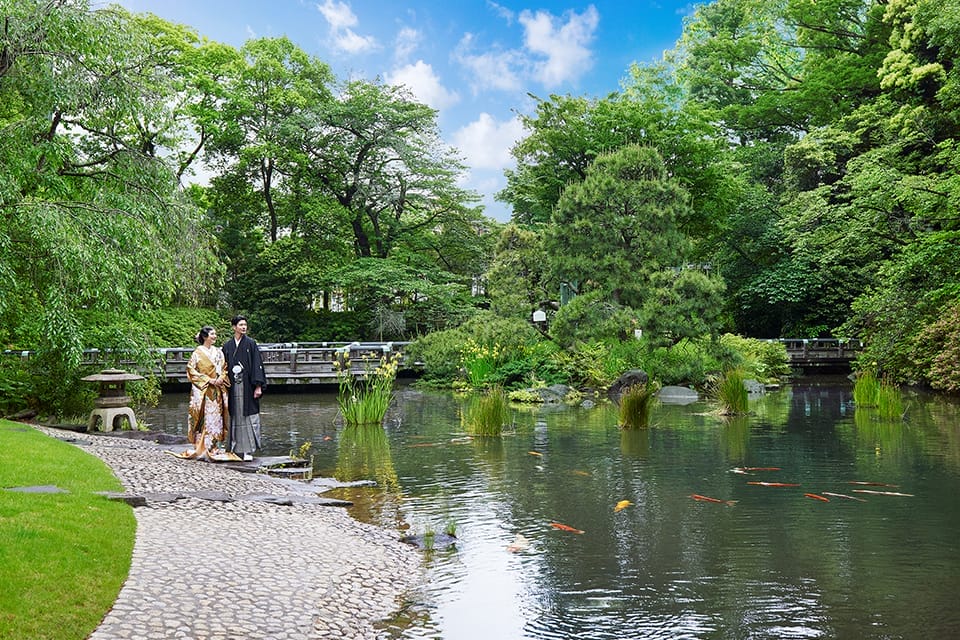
[335,353,400,426]
[713,368,749,415]
[876,376,905,420]
[462,387,509,436]
[853,369,880,407]
[0,419,135,640]
[618,382,659,429]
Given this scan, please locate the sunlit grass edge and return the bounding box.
[0,419,135,640]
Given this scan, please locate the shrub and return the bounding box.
[549,291,635,348]
[718,334,791,383]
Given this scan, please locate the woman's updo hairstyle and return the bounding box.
[195,325,216,345]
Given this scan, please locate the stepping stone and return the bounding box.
[5,484,69,494]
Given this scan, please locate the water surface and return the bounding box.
[146,380,960,639]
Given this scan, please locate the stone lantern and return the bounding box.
[82,368,144,432]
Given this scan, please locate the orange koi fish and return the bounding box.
[851,489,914,497]
[747,481,800,487]
[570,470,591,477]
[848,481,899,487]
[614,500,633,513]
[528,451,544,457]
[822,492,867,502]
[804,493,830,502]
[690,494,738,506]
[550,522,585,534]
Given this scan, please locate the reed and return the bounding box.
[618,381,658,429]
[714,368,749,415]
[335,353,400,426]
[876,376,904,420]
[853,369,880,407]
[463,387,509,436]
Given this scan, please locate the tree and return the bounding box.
[545,145,691,308]
[292,79,487,261]
[0,0,221,413]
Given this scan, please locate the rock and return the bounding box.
[607,369,650,404]
[657,385,700,405]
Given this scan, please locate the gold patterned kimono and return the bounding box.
[178,345,237,461]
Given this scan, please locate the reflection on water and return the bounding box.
[145,380,960,639]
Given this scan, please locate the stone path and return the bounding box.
[32,426,423,640]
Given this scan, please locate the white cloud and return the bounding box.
[385,60,460,110]
[394,27,420,63]
[453,34,524,93]
[316,0,357,31]
[316,0,378,54]
[452,113,524,171]
[519,5,598,87]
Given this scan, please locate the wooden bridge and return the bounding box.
[771,338,863,371]
[0,342,414,386]
[152,341,412,385]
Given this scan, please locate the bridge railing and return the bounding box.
[4,341,411,385]
[766,338,864,366]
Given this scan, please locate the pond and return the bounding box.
[145,378,960,639]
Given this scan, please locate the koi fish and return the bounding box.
[848,481,899,487]
[747,481,800,487]
[822,492,868,502]
[690,494,737,506]
[322,435,332,441]
[614,500,633,513]
[506,534,531,553]
[804,493,830,502]
[528,451,544,457]
[409,442,439,448]
[851,489,914,497]
[742,467,782,471]
[550,522,584,534]
[571,470,591,477]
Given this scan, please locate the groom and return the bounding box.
[222,315,267,461]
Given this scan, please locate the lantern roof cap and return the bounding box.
[81,368,145,382]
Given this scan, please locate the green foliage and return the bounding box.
[876,377,905,421]
[550,291,636,349]
[711,368,749,415]
[406,327,471,384]
[545,145,692,315]
[618,381,660,430]
[718,334,791,383]
[644,339,722,387]
[853,369,881,408]
[462,387,510,436]
[912,302,960,392]
[335,354,400,426]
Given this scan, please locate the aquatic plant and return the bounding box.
[712,368,749,415]
[334,352,400,426]
[460,340,505,388]
[876,376,904,420]
[853,368,880,407]
[463,387,509,436]
[618,381,659,429]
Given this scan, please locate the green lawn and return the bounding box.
[0,419,135,640]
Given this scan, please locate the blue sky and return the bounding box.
[111,0,698,221]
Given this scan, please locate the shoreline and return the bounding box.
[31,423,424,639]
